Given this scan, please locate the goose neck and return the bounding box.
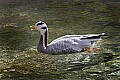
[38,30,48,51]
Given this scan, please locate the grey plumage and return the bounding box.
[31,21,105,55]
[41,34,105,54]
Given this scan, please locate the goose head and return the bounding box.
[30,21,48,35]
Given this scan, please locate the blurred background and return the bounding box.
[0,0,120,80]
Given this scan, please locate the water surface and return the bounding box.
[0,0,120,80]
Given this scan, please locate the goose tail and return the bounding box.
[100,33,108,36]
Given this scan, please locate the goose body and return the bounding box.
[31,21,105,55]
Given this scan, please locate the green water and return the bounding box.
[0,0,120,80]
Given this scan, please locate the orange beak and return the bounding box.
[30,25,36,30]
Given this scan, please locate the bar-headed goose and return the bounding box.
[30,21,105,55]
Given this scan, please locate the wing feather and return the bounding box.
[47,33,104,54]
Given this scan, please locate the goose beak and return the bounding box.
[30,25,36,30]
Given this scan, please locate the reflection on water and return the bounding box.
[0,0,120,80]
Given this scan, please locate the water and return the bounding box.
[0,0,120,80]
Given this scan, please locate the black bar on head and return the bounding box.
[41,27,47,29]
[37,22,44,26]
